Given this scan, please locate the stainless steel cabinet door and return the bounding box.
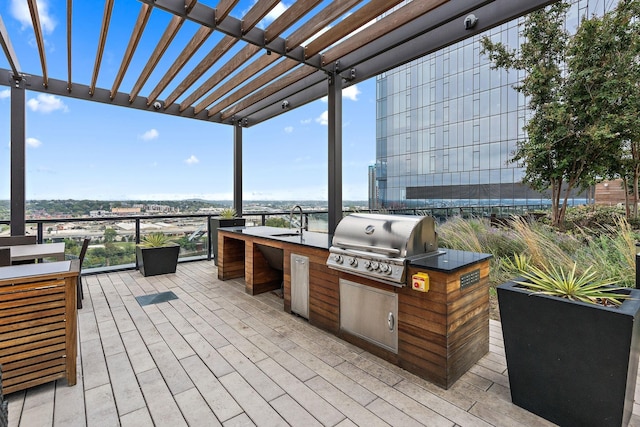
[291,254,309,319]
[339,279,398,353]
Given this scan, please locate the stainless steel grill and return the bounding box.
[326,213,440,286]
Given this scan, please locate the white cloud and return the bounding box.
[300,118,312,125]
[342,85,361,101]
[320,84,361,103]
[244,1,288,28]
[26,94,68,113]
[10,0,56,34]
[264,2,287,24]
[0,89,10,100]
[315,111,328,126]
[185,155,199,165]
[139,129,159,141]
[26,137,42,148]
[284,126,293,134]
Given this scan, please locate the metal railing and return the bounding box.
[0,204,549,274]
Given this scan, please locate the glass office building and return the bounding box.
[374,0,616,211]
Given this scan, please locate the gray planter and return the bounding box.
[497,280,640,427]
[211,217,245,266]
[136,244,180,277]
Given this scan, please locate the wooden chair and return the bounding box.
[77,238,90,309]
[0,248,10,267]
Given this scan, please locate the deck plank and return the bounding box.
[6,260,640,426]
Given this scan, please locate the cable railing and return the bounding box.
[0,204,548,274]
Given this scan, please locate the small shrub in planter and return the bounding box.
[498,257,640,427]
[136,233,180,277]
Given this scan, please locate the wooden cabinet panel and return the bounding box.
[0,261,79,394]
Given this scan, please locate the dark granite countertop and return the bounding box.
[409,249,492,273]
[219,226,333,250]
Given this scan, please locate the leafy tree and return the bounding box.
[567,1,640,218]
[481,2,618,227]
[104,227,118,243]
[265,217,288,228]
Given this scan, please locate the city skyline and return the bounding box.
[0,0,376,202]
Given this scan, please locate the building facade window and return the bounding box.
[373,0,614,211]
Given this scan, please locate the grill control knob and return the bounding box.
[334,255,343,264]
[370,261,379,270]
[364,260,372,270]
[348,257,358,267]
[379,264,388,273]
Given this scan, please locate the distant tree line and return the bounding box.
[0,199,228,219]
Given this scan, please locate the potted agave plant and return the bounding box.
[498,254,640,427]
[210,207,245,266]
[136,232,180,277]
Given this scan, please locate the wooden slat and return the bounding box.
[208,58,298,117]
[322,0,449,66]
[0,350,66,375]
[146,25,214,106]
[0,299,66,318]
[265,0,323,43]
[286,0,363,51]
[110,3,152,99]
[305,0,404,58]
[2,371,66,395]
[195,53,280,115]
[0,278,65,294]
[1,335,66,358]
[220,64,315,120]
[27,0,48,87]
[0,315,66,339]
[165,35,238,108]
[215,0,240,23]
[0,284,65,305]
[129,15,183,103]
[2,357,65,382]
[242,0,280,34]
[0,307,65,327]
[181,43,261,112]
[90,0,114,95]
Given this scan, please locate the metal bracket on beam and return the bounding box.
[12,74,23,88]
[345,68,356,81]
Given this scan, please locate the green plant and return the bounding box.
[219,207,237,219]
[501,253,530,274]
[515,262,629,306]
[139,233,173,248]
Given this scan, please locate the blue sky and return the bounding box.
[0,0,376,201]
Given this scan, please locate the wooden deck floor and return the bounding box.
[5,260,640,426]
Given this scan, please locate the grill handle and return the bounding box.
[333,241,401,256]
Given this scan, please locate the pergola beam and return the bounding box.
[26,0,48,87]
[0,15,21,77]
[90,0,114,96]
[110,3,152,99]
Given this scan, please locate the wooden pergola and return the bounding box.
[0,0,556,235]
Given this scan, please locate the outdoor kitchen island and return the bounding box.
[217,223,492,389]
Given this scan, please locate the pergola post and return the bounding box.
[10,75,26,236]
[327,72,343,235]
[233,124,243,216]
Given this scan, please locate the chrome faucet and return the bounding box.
[290,205,305,235]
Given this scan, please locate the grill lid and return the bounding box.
[331,213,438,258]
